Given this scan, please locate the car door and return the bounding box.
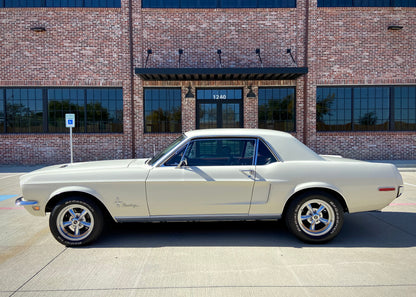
[146,138,256,216]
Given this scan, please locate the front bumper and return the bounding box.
[15,197,42,216]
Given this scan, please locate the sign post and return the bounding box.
[65,114,75,163]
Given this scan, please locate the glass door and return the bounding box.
[196,88,243,129]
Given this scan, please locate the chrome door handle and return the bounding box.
[241,169,255,179]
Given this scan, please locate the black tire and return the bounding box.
[49,197,104,247]
[285,191,344,243]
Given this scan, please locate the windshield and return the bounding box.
[147,134,186,166]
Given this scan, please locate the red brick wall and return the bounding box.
[0,5,133,164]
[0,1,415,164]
[307,1,416,159]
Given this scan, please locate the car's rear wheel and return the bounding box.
[285,191,344,243]
[49,197,104,247]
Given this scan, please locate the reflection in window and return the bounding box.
[316,86,416,132]
[144,88,181,133]
[1,87,123,134]
[142,0,296,8]
[317,0,415,7]
[4,89,43,133]
[184,138,256,166]
[258,87,296,132]
[2,0,121,7]
[394,86,416,131]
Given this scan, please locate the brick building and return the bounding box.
[1,0,415,165]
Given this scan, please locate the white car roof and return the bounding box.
[184,129,323,161]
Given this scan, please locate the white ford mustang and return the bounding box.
[16,129,403,246]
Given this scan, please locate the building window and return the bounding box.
[142,0,296,8]
[318,0,415,7]
[316,86,416,132]
[144,88,182,133]
[1,0,121,8]
[1,87,123,133]
[258,87,296,132]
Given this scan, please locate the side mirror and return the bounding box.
[176,158,188,169]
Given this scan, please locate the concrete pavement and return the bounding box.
[0,166,415,297]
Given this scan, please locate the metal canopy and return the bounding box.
[135,67,308,81]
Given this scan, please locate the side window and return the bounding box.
[184,138,255,166]
[257,140,277,165]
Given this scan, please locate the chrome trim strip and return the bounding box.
[15,197,38,206]
[115,214,281,223]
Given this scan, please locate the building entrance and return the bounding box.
[196,88,243,129]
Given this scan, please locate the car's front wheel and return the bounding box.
[49,197,104,247]
[285,191,344,243]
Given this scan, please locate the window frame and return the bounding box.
[258,86,296,133]
[317,0,415,7]
[1,0,121,8]
[316,85,416,132]
[143,87,182,134]
[141,0,296,9]
[0,87,123,134]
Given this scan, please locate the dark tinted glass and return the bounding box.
[48,88,85,133]
[4,88,43,133]
[0,87,122,134]
[256,140,277,165]
[0,90,4,133]
[142,0,296,8]
[316,87,352,131]
[317,86,415,132]
[144,88,182,133]
[185,138,256,166]
[4,0,120,7]
[318,0,415,6]
[353,87,389,131]
[258,87,295,132]
[394,86,416,131]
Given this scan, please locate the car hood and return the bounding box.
[20,159,149,185]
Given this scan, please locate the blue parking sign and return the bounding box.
[65,114,75,128]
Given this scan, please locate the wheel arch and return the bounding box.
[45,190,114,222]
[283,187,349,218]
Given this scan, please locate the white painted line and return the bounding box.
[0,174,20,180]
[404,183,416,187]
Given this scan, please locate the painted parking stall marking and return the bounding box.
[0,194,18,202]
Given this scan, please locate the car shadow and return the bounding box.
[89,211,416,249]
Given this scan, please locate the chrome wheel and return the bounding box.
[285,191,344,243]
[297,199,335,237]
[56,204,95,242]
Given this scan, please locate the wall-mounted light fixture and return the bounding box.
[30,27,46,33]
[387,25,403,31]
[217,49,222,68]
[178,49,184,68]
[247,86,256,98]
[185,84,195,99]
[286,48,297,66]
[145,49,152,68]
[256,48,263,68]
